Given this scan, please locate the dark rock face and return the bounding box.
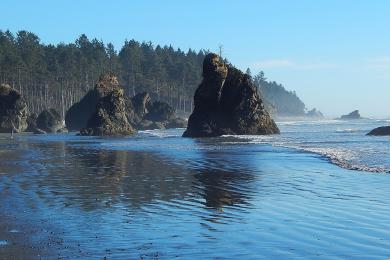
[0,84,28,133]
[340,110,361,120]
[36,109,64,133]
[65,90,100,131]
[80,74,135,136]
[183,53,279,137]
[367,126,390,136]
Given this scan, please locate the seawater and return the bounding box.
[0,119,389,258]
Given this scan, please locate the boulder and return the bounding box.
[0,84,28,133]
[183,53,279,137]
[340,110,361,120]
[36,109,64,133]
[367,126,390,136]
[80,74,135,136]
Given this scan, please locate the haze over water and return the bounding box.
[0,119,389,258]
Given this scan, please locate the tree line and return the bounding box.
[251,70,306,116]
[0,30,205,118]
[0,30,308,118]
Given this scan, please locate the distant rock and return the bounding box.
[367,126,390,136]
[128,92,186,130]
[36,109,66,133]
[339,110,361,120]
[144,101,174,122]
[0,83,28,133]
[183,53,279,137]
[80,74,135,136]
[306,108,324,119]
[131,92,152,120]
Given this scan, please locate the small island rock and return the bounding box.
[339,110,361,120]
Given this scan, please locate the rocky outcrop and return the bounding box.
[183,53,279,137]
[367,126,390,136]
[339,110,361,120]
[80,74,135,136]
[0,84,28,133]
[36,109,66,133]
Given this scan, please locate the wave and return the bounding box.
[226,134,390,174]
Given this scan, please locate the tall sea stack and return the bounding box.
[183,53,279,137]
[80,74,135,136]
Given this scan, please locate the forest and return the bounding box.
[0,30,308,118]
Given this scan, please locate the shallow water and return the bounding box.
[0,121,389,258]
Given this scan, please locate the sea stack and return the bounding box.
[80,74,135,136]
[339,110,361,120]
[183,53,279,137]
[0,83,28,133]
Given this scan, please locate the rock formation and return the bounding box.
[183,53,279,137]
[131,92,152,120]
[36,109,66,133]
[339,110,361,120]
[367,126,390,136]
[306,108,324,119]
[128,92,186,130]
[144,101,174,122]
[0,84,28,133]
[80,74,135,136]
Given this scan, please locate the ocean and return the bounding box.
[0,119,389,258]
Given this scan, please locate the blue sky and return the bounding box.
[2,0,390,117]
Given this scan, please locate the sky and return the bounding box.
[2,0,390,117]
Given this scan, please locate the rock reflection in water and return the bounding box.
[191,138,256,210]
[31,137,257,215]
[33,142,193,211]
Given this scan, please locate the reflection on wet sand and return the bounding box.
[32,142,194,210]
[29,137,257,214]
